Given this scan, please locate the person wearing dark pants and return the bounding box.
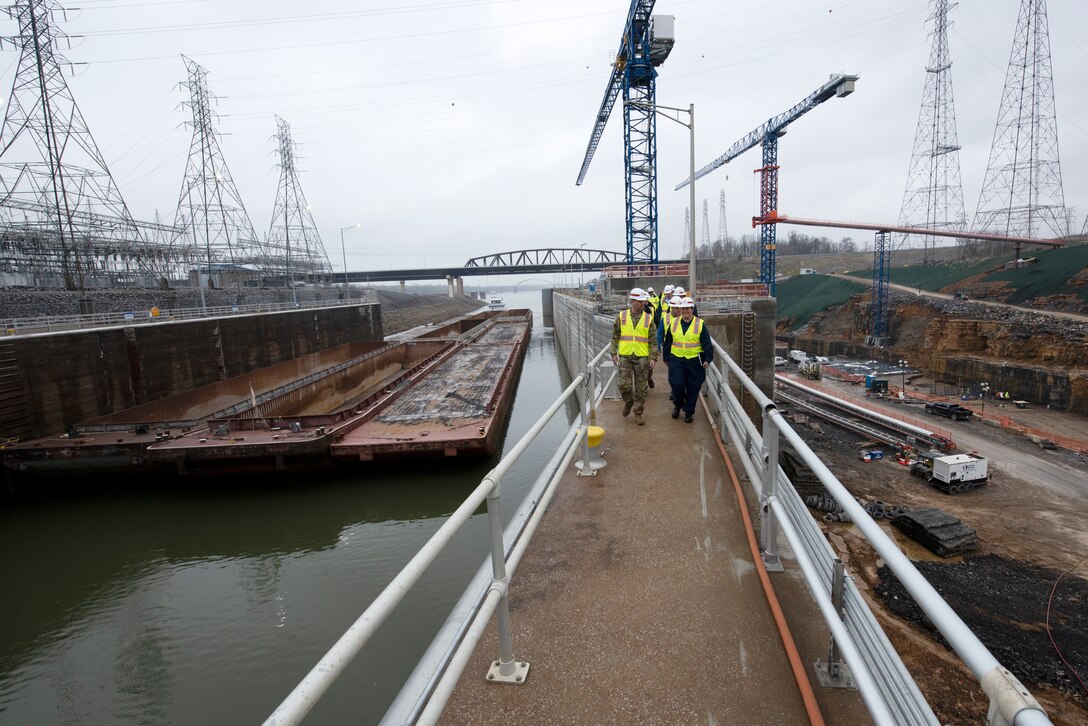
[663,296,713,423]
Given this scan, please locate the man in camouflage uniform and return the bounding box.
[610,287,658,425]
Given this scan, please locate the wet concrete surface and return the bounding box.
[441,381,873,725]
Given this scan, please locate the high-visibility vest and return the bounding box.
[670,316,704,359]
[617,309,653,356]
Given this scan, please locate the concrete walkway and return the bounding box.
[441,382,873,725]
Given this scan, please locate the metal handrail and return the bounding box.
[264,345,614,726]
[702,339,1051,726]
[264,317,1051,725]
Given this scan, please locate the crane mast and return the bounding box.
[576,1,675,266]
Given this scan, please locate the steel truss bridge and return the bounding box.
[329,247,671,284]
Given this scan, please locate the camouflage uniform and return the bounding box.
[610,311,659,416]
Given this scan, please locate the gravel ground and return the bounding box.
[783,387,1088,724]
[876,556,1088,693]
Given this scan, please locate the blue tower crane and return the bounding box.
[576,1,675,266]
[676,74,858,296]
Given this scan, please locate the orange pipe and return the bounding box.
[699,395,827,726]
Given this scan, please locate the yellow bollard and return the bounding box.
[576,425,607,475]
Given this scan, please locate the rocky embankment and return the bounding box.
[788,290,1088,413]
[0,286,485,335]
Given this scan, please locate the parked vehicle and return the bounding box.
[799,360,822,379]
[774,356,787,366]
[924,402,974,421]
[788,349,807,363]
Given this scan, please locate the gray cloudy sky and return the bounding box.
[5,0,1086,275]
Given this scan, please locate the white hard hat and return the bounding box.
[647,286,655,292]
[673,286,685,296]
[663,284,675,293]
[628,287,648,301]
[679,297,695,308]
[668,295,682,306]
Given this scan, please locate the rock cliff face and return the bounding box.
[785,292,1088,414]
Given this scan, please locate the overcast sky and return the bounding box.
[3,0,1085,277]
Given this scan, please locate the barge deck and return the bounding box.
[332,317,531,461]
[1,309,531,477]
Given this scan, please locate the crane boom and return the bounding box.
[675,73,858,190]
[576,0,656,187]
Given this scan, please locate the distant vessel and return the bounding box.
[487,293,505,309]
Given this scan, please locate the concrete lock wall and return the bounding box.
[0,304,382,441]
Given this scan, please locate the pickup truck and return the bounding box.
[924,402,974,421]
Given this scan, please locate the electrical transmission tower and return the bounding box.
[173,55,263,298]
[716,189,728,244]
[266,116,331,290]
[897,0,966,262]
[700,198,710,249]
[973,0,1067,257]
[0,0,167,290]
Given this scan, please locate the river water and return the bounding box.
[0,289,577,725]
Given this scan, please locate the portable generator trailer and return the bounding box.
[910,452,989,494]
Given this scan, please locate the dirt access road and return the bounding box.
[780,375,1088,725]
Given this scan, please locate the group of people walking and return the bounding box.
[609,283,713,426]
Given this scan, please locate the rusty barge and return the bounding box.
[1,308,532,476]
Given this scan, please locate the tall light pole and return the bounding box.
[898,358,908,396]
[578,242,587,289]
[340,224,359,291]
[624,100,696,295]
[980,382,990,418]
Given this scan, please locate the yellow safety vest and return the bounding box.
[617,310,653,356]
[662,309,675,331]
[670,317,704,359]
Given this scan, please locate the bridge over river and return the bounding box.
[325,247,689,287]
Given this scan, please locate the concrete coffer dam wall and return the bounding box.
[0,304,382,441]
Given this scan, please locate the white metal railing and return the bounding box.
[264,346,614,726]
[264,329,1052,726]
[702,339,1051,726]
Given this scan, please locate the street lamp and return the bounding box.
[980,382,990,418]
[578,242,587,290]
[340,224,360,291]
[624,99,696,295]
[898,358,908,396]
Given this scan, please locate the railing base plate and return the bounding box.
[486,660,530,684]
[814,658,855,689]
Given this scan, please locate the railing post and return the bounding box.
[576,360,606,476]
[484,476,529,684]
[759,408,783,571]
[814,558,855,688]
